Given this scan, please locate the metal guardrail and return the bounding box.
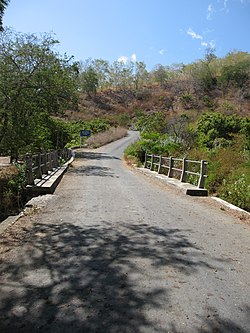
[144,153,208,189]
[24,149,72,186]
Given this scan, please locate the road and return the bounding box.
[0,131,249,333]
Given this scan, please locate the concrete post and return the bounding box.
[158,155,162,174]
[25,155,34,185]
[144,153,147,168]
[198,160,207,188]
[168,157,174,178]
[180,158,187,183]
[150,154,155,171]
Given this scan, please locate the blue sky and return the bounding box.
[3,0,250,69]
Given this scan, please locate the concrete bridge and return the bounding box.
[0,131,249,333]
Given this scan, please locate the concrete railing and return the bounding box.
[25,149,73,186]
[144,153,208,189]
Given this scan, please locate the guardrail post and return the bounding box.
[37,153,43,179]
[43,153,48,174]
[168,157,173,177]
[150,154,155,171]
[158,155,162,174]
[144,153,147,168]
[48,152,52,171]
[180,158,187,183]
[55,150,59,167]
[198,160,207,188]
[25,155,34,185]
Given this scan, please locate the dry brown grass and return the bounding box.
[0,165,18,180]
[86,127,128,148]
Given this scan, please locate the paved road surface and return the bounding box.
[0,131,250,333]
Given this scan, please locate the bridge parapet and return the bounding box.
[144,153,208,196]
[23,148,74,194]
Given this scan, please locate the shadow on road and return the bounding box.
[75,151,120,161]
[68,165,118,178]
[0,221,248,332]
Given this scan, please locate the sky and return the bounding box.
[3,0,250,69]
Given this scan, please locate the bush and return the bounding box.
[179,92,196,109]
[220,174,250,211]
[124,141,145,166]
[0,163,27,222]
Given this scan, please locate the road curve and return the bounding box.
[0,131,249,333]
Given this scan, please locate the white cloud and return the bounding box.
[158,49,165,55]
[201,40,216,48]
[201,42,208,47]
[207,4,214,20]
[209,40,216,48]
[187,28,203,40]
[118,53,136,63]
[131,53,137,62]
[117,56,129,64]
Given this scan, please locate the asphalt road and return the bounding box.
[0,131,250,333]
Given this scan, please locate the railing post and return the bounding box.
[37,153,42,179]
[43,153,48,174]
[150,154,155,171]
[180,157,187,182]
[198,160,207,188]
[48,152,52,171]
[168,157,173,177]
[144,153,147,168]
[51,151,56,169]
[25,155,34,185]
[158,155,162,174]
[55,150,59,167]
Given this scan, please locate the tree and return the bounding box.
[134,61,148,90]
[219,51,250,89]
[92,58,110,89]
[109,60,134,89]
[196,112,245,148]
[0,29,79,159]
[151,64,169,88]
[79,59,98,98]
[0,0,9,31]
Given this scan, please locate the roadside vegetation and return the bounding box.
[0,24,249,218]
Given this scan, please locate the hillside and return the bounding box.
[65,85,250,126]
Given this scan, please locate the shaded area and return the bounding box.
[68,165,118,178]
[0,221,247,333]
[195,305,250,333]
[75,151,120,161]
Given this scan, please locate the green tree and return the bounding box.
[151,64,169,87]
[92,59,110,89]
[219,51,250,89]
[196,112,246,149]
[0,0,9,31]
[79,63,99,97]
[0,29,79,159]
[134,61,148,90]
[135,112,167,134]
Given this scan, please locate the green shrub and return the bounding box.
[220,174,250,211]
[203,95,214,108]
[180,92,196,109]
[124,141,145,165]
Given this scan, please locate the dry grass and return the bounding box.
[0,165,18,180]
[86,127,128,148]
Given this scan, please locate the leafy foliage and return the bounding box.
[221,174,250,211]
[196,112,249,149]
[0,29,79,159]
[135,112,167,133]
[0,0,9,31]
